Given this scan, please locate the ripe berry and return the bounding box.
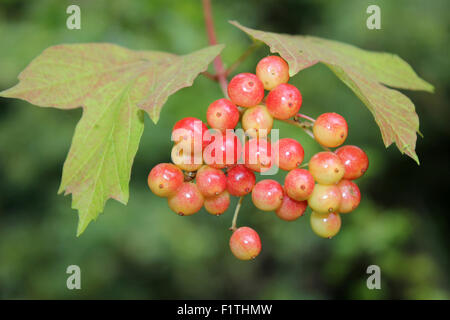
[228,73,264,107]
[204,191,230,216]
[256,55,290,90]
[226,165,256,196]
[195,165,227,197]
[308,152,345,185]
[244,138,273,173]
[168,182,204,216]
[284,168,315,201]
[310,211,341,238]
[251,179,283,211]
[307,184,341,214]
[171,143,202,172]
[313,113,348,148]
[266,83,302,120]
[206,98,240,133]
[274,138,304,171]
[275,190,307,221]
[147,163,184,197]
[335,145,369,180]
[203,132,242,169]
[172,117,209,150]
[242,104,273,138]
[337,179,361,213]
[229,227,262,260]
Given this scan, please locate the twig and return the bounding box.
[295,113,316,123]
[280,119,331,151]
[229,196,244,232]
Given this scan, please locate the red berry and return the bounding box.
[204,191,230,216]
[313,113,348,148]
[147,163,184,197]
[309,152,345,185]
[206,98,240,133]
[275,190,307,221]
[266,83,302,120]
[168,182,204,216]
[337,179,361,213]
[256,55,290,90]
[195,165,227,197]
[251,179,283,211]
[172,117,209,150]
[171,143,203,172]
[307,184,341,214]
[227,73,264,107]
[203,132,242,169]
[229,227,261,260]
[335,145,369,180]
[284,168,315,201]
[226,165,256,196]
[310,211,341,238]
[244,138,273,173]
[274,138,304,171]
[242,104,273,138]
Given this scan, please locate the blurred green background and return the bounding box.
[0,0,448,299]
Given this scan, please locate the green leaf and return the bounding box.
[0,43,223,235]
[231,21,433,164]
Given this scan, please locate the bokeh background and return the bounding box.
[0,0,448,299]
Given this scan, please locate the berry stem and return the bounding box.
[229,196,244,232]
[280,119,331,151]
[295,113,316,123]
[226,42,262,77]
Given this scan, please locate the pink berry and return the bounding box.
[275,190,307,221]
[167,182,204,216]
[309,152,345,185]
[313,113,348,148]
[172,117,209,150]
[206,98,240,133]
[147,163,184,197]
[337,179,361,213]
[284,168,315,201]
[171,143,203,172]
[335,145,369,180]
[195,165,227,197]
[226,165,256,196]
[204,191,230,216]
[227,73,264,107]
[266,83,302,120]
[203,132,242,169]
[229,227,261,260]
[251,179,283,211]
[256,56,290,90]
[310,211,341,238]
[244,138,273,173]
[274,138,304,171]
[242,104,273,138]
[307,184,341,214]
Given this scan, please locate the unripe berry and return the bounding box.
[172,117,209,150]
[335,145,369,180]
[206,98,240,133]
[266,83,302,120]
[310,211,341,238]
[226,165,256,196]
[308,184,341,214]
[244,138,273,173]
[229,227,261,260]
[195,165,227,197]
[203,132,242,169]
[256,55,290,90]
[284,168,315,201]
[274,138,304,171]
[275,190,307,221]
[242,104,273,138]
[204,191,230,216]
[171,143,202,172]
[227,73,264,107]
[337,179,361,213]
[313,113,348,148]
[251,179,283,211]
[147,163,184,197]
[168,182,204,216]
[309,152,345,185]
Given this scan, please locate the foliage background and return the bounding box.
[0,0,448,299]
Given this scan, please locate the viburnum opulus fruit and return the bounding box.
[275,190,307,221]
[203,131,242,169]
[307,184,341,214]
[284,168,315,201]
[266,83,302,120]
[337,179,361,213]
[171,143,203,172]
[251,179,283,211]
[226,165,256,196]
[227,73,264,107]
[335,145,369,180]
[172,117,209,150]
[167,182,204,216]
[308,151,345,185]
[274,138,304,171]
[313,112,348,148]
[242,104,273,138]
[244,138,273,172]
[310,211,341,238]
[206,98,240,133]
[229,226,262,260]
[256,55,290,90]
[204,191,230,216]
[195,165,227,197]
[147,163,184,197]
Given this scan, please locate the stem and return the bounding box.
[226,42,261,76]
[280,119,331,151]
[296,113,316,123]
[229,196,244,232]
[202,0,228,97]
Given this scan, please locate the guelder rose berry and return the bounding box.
[310,211,341,238]
[171,143,202,172]
[309,152,345,185]
[147,163,184,197]
[226,165,256,196]
[168,182,204,216]
[276,190,307,221]
[266,83,302,120]
[337,179,361,213]
[204,191,230,216]
[229,227,261,260]
[203,132,242,169]
[284,168,315,201]
[172,117,209,150]
[256,55,290,90]
[335,145,369,180]
[251,179,283,211]
[274,138,304,171]
[242,104,273,138]
[244,138,273,173]
[206,98,240,133]
[228,73,264,107]
[195,165,227,197]
[313,113,348,148]
[308,184,341,214]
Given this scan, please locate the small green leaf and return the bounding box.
[0,43,223,235]
[231,21,433,163]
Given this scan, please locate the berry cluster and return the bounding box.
[148,55,369,261]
